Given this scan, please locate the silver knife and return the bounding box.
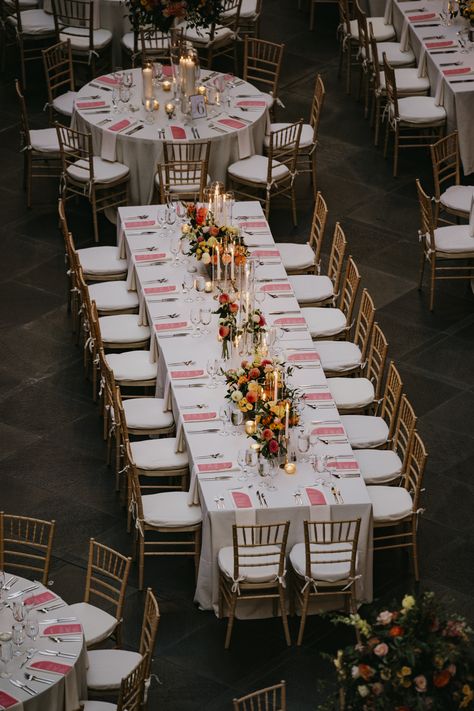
[174,382,206,387]
[125,124,144,136]
[450,78,474,83]
[187,428,221,434]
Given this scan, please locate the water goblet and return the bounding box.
[182,272,194,302]
[245,447,258,476]
[11,624,24,657]
[237,448,248,481]
[200,306,212,334]
[169,234,180,267]
[12,600,26,624]
[230,406,243,435]
[25,611,39,654]
[206,357,218,387]
[190,306,201,338]
[297,429,310,463]
[219,404,230,436]
[195,275,206,301]
[0,638,13,679]
[166,205,177,235]
[111,87,120,113]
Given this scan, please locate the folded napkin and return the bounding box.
[96,75,120,86]
[425,40,454,48]
[170,369,205,379]
[408,12,437,20]
[0,691,21,708]
[231,491,253,508]
[306,487,327,505]
[239,220,268,229]
[170,125,186,139]
[273,317,306,326]
[23,590,58,608]
[236,100,266,108]
[260,282,291,292]
[443,67,473,76]
[251,249,280,258]
[331,460,360,471]
[134,252,167,262]
[288,352,320,363]
[198,461,234,473]
[41,623,82,636]
[218,117,247,130]
[155,321,189,332]
[304,391,333,401]
[29,660,72,676]
[162,65,172,77]
[183,411,217,422]
[312,426,345,436]
[76,100,107,109]
[109,118,133,132]
[125,219,156,229]
[144,285,177,295]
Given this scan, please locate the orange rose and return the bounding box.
[359,664,375,681]
[389,626,404,637]
[433,670,451,688]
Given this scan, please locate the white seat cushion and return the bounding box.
[429,224,474,255]
[278,243,315,271]
[313,340,362,372]
[379,68,430,94]
[264,123,314,149]
[228,155,289,184]
[88,281,138,312]
[368,485,413,522]
[98,314,150,344]
[130,437,188,471]
[105,351,157,383]
[67,602,117,647]
[328,377,375,410]
[440,185,474,215]
[29,128,61,153]
[350,16,395,42]
[142,491,202,527]
[218,544,280,583]
[12,8,55,34]
[77,246,127,276]
[52,90,77,116]
[87,649,142,691]
[5,0,38,7]
[80,702,116,711]
[341,414,389,448]
[354,449,402,484]
[301,307,347,338]
[182,24,234,46]
[60,27,112,51]
[289,275,334,304]
[290,542,353,583]
[374,42,415,66]
[123,397,174,430]
[395,96,446,124]
[121,31,135,52]
[67,156,129,184]
[223,0,258,17]
[154,171,211,194]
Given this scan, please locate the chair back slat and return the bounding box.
[380,360,403,438]
[308,191,328,267]
[232,523,290,582]
[117,655,147,711]
[392,394,417,471]
[304,519,361,582]
[430,131,460,202]
[56,123,94,183]
[42,39,75,102]
[403,431,427,510]
[243,37,284,97]
[416,179,436,254]
[327,222,347,292]
[138,588,160,679]
[140,27,183,65]
[365,323,388,400]
[267,120,303,180]
[353,288,376,360]
[84,538,131,621]
[383,54,399,119]
[233,681,287,711]
[338,256,361,324]
[310,74,325,140]
[0,513,55,585]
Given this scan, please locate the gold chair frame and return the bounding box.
[157,139,211,203]
[0,512,55,585]
[139,27,182,66]
[325,287,375,377]
[319,255,360,342]
[218,522,291,649]
[285,191,328,277]
[362,322,388,411]
[430,131,470,225]
[236,0,263,38]
[187,0,242,71]
[300,74,325,199]
[243,36,284,116]
[114,655,147,711]
[337,0,359,94]
[375,360,403,445]
[42,39,75,125]
[233,680,287,711]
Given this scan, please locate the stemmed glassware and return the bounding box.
[297,429,310,463]
[194,276,206,301]
[200,307,212,334]
[230,406,243,435]
[219,404,230,436]
[206,357,218,387]
[190,306,201,337]
[182,273,194,302]
[169,234,180,267]
[25,610,39,654]
[11,624,24,657]
[237,448,248,481]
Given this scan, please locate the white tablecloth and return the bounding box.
[117,201,374,618]
[0,576,87,711]
[73,69,269,204]
[386,0,474,174]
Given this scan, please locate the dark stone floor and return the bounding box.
[1,1,474,708]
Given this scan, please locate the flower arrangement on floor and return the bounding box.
[125,0,223,34]
[181,203,247,267]
[214,292,239,359]
[321,592,474,711]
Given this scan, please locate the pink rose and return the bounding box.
[249,368,260,379]
[262,428,274,441]
[219,293,230,305]
[415,675,427,693]
[219,325,229,338]
[373,643,389,657]
[268,439,279,454]
[376,611,393,625]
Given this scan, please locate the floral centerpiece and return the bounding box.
[223,356,279,413]
[125,0,223,34]
[241,307,267,351]
[214,292,239,359]
[249,395,300,461]
[322,592,474,710]
[181,203,247,267]
[459,0,474,24]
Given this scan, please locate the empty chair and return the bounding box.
[430,131,474,225]
[179,0,241,71]
[233,681,286,711]
[81,655,147,711]
[276,191,328,276]
[139,27,182,65]
[243,36,285,112]
[0,512,55,585]
[155,139,211,203]
[42,39,77,124]
[232,0,263,38]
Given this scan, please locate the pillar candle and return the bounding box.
[142,66,153,101]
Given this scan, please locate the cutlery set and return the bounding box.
[191,127,201,138]
[256,490,268,507]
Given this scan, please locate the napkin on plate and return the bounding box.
[218,117,247,130]
[442,67,473,76]
[260,283,292,292]
[305,488,327,505]
[0,691,21,708]
[197,461,235,473]
[231,491,253,508]
[303,391,333,401]
[76,100,107,109]
[183,411,217,422]
[273,317,306,326]
[96,75,120,86]
[41,623,82,637]
[23,590,58,608]
[331,460,359,471]
[250,249,280,258]
[144,285,177,295]
[170,126,186,139]
[312,426,345,436]
[288,351,320,362]
[236,100,266,108]
[109,118,132,132]
[408,12,437,20]
[155,321,188,332]
[134,252,167,262]
[425,40,454,48]
[124,219,156,229]
[29,660,72,676]
[170,369,205,379]
[238,220,268,229]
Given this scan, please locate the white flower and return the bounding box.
[181,224,190,234]
[231,391,243,402]
[201,252,211,265]
[358,685,370,698]
[252,314,260,323]
[351,666,360,679]
[202,226,210,233]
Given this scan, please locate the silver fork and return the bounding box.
[25,672,54,684]
[154,313,180,320]
[10,678,35,696]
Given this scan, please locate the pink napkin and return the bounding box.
[331,460,359,470]
[30,660,72,675]
[24,590,58,608]
[304,391,332,401]
[109,119,132,132]
[170,126,186,139]
[218,118,246,129]
[273,317,305,325]
[0,691,20,708]
[171,369,205,379]
[125,219,156,228]
[96,75,119,85]
[443,67,472,76]
[76,100,107,109]
[144,285,177,295]
[42,623,82,636]
[236,100,266,107]
[260,283,291,292]
[231,491,252,508]
[183,411,217,422]
[251,249,280,257]
[162,65,172,77]
[288,351,320,362]
[135,252,166,262]
[425,40,454,48]
[306,488,326,505]
[408,12,436,20]
[312,426,345,436]
[155,321,188,332]
[198,462,233,472]
[239,220,267,228]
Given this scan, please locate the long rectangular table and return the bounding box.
[117,202,373,618]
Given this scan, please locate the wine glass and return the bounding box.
[245,447,258,477]
[152,62,163,83]
[200,307,212,334]
[265,460,278,491]
[25,611,39,654]
[190,306,201,338]
[297,429,310,463]
[11,624,24,657]
[119,84,131,110]
[312,453,330,486]
[169,234,180,267]
[123,69,133,88]
[111,86,120,113]
[194,276,206,302]
[182,273,194,302]
[219,404,230,436]
[206,357,217,387]
[230,406,243,435]
[166,205,177,235]
[237,448,248,481]
[12,600,26,624]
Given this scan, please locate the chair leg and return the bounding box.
[383,116,390,159]
[91,190,99,243]
[26,156,32,209]
[418,249,426,291]
[194,527,201,578]
[393,128,399,177]
[138,534,145,590]
[279,586,291,646]
[291,186,297,227]
[374,97,381,147]
[224,594,237,649]
[411,520,420,581]
[429,259,436,311]
[296,588,310,646]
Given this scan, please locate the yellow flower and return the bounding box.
[334,650,343,671]
[401,666,412,677]
[401,595,415,612]
[460,685,474,709]
[380,668,391,681]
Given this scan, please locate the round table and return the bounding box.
[73,68,269,204]
[0,576,87,711]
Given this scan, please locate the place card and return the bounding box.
[29,660,72,676]
[144,285,177,295]
[170,369,205,379]
[183,411,217,422]
[311,426,345,436]
[41,623,82,637]
[305,488,327,505]
[231,491,253,508]
[0,691,21,708]
[288,351,320,362]
[23,590,59,608]
[155,321,188,332]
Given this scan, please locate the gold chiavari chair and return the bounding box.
[42,39,76,125]
[336,0,359,94]
[15,80,62,208]
[0,513,55,585]
[302,256,361,340]
[383,55,446,177]
[290,221,348,308]
[430,131,474,225]
[416,178,474,311]
[218,522,291,649]
[233,681,287,711]
[367,431,427,581]
[341,360,403,449]
[243,36,284,116]
[181,0,242,71]
[81,654,147,711]
[328,322,388,414]
[87,588,160,694]
[289,519,361,645]
[234,0,263,39]
[155,139,211,203]
[68,538,132,649]
[139,26,182,65]
[56,123,130,243]
[354,393,417,485]
[315,288,376,376]
[278,191,328,276]
[228,120,303,224]
[127,458,202,590]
